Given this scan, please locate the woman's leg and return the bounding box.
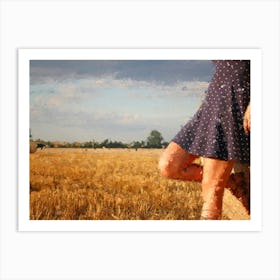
[201,158,234,220]
[158,141,202,181]
[159,142,239,219]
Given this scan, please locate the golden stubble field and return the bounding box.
[30,148,249,220]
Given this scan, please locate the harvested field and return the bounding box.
[30,148,249,220]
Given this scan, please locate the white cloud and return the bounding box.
[143,80,209,99]
[30,74,209,111]
[30,74,207,142]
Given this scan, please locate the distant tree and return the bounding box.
[47,141,54,148]
[82,141,92,148]
[64,142,71,148]
[109,140,127,148]
[131,141,143,149]
[72,142,81,148]
[100,139,109,148]
[92,139,99,149]
[146,130,164,148]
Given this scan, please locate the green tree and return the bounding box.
[130,141,144,150]
[146,130,164,148]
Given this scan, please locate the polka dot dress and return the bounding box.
[173,60,250,164]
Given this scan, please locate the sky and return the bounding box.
[30,60,214,143]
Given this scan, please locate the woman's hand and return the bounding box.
[243,103,251,134]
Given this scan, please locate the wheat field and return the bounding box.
[30,148,249,220]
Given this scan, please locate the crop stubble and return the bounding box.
[30,148,205,220]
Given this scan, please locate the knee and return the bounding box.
[158,157,176,179]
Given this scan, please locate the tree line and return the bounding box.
[31,130,169,149]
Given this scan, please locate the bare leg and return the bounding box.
[158,141,202,181]
[201,158,234,220]
[158,142,239,219]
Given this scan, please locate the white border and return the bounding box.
[18,48,262,232]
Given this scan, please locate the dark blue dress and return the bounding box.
[172,60,250,164]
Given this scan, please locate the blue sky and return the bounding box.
[30,60,214,143]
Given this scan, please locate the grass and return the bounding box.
[30,148,205,220]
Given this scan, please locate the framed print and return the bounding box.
[1,1,279,279]
[18,48,262,231]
